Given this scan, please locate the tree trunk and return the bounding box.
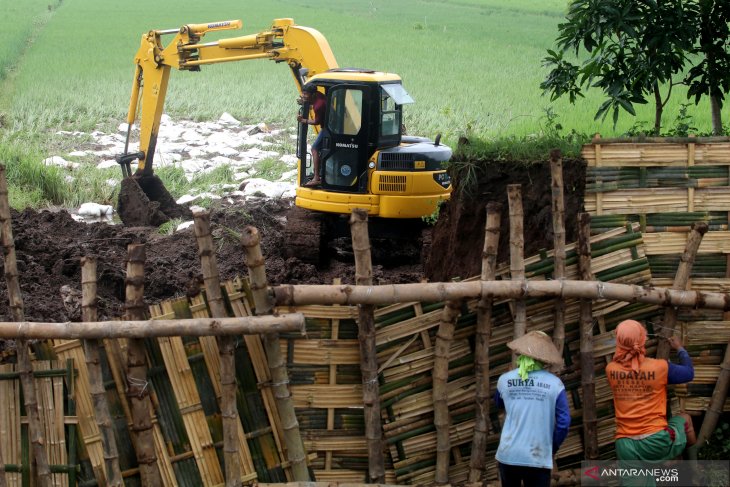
[81,257,123,487]
[123,244,163,486]
[240,226,310,481]
[349,209,385,483]
[654,83,663,135]
[193,211,242,487]
[0,165,48,487]
[711,94,723,136]
[468,202,501,483]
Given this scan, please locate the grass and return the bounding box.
[0,0,722,209]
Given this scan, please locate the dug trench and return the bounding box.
[0,157,586,326]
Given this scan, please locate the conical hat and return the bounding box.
[507,330,564,366]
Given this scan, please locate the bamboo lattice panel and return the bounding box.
[51,278,290,486]
[375,226,655,484]
[276,278,398,483]
[0,360,77,487]
[583,138,730,415]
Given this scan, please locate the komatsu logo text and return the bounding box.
[208,21,233,29]
[336,142,359,149]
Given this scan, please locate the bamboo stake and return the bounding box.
[468,202,501,483]
[80,257,123,487]
[123,244,163,486]
[508,184,526,365]
[240,226,310,481]
[433,296,461,485]
[551,150,567,356]
[694,339,730,447]
[349,209,385,483]
[0,315,304,339]
[193,210,243,487]
[656,222,708,359]
[578,213,598,459]
[0,164,48,487]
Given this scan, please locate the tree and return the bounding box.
[541,0,698,134]
[685,0,730,135]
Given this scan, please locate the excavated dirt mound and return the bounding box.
[0,158,585,323]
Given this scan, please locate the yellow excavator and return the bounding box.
[116,19,452,262]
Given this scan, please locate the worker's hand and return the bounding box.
[297,115,306,124]
[667,336,684,351]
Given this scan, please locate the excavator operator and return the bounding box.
[297,83,327,187]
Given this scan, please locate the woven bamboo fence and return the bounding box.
[0,360,76,487]
[49,277,293,487]
[583,136,730,415]
[366,224,657,484]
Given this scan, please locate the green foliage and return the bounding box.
[685,1,730,127]
[157,218,184,235]
[0,141,67,208]
[542,0,703,132]
[0,0,718,144]
[421,199,445,226]
[252,157,288,181]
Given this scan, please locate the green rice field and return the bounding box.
[0,0,716,143]
[0,0,720,208]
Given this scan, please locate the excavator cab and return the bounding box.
[294,70,452,219]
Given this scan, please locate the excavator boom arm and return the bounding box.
[120,18,338,174]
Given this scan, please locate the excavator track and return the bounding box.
[284,206,327,265]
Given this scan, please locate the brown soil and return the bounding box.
[0,158,585,323]
[426,158,586,282]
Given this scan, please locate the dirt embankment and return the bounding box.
[425,158,586,282]
[0,158,585,323]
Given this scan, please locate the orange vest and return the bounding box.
[606,357,669,438]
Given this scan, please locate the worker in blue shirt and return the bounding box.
[495,330,571,487]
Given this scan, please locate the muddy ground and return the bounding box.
[0,158,585,323]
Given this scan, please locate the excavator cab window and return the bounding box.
[379,83,412,149]
[323,86,368,190]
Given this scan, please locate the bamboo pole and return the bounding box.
[193,210,243,487]
[656,222,708,359]
[551,150,568,356]
[433,296,461,485]
[272,280,730,310]
[0,164,49,487]
[123,244,163,486]
[578,213,598,459]
[468,202,501,483]
[694,339,730,447]
[349,209,385,483]
[0,315,304,339]
[240,226,310,481]
[508,184,526,364]
[80,257,123,487]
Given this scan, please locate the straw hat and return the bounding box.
[507,330,564,366]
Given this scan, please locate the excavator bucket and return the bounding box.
[117,174,191,227]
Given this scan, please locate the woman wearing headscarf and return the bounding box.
[494,330,571,487]
[606,319,696,463]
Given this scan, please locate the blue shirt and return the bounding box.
[494,369,570,469]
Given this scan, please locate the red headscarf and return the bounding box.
[613,319,647,373]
